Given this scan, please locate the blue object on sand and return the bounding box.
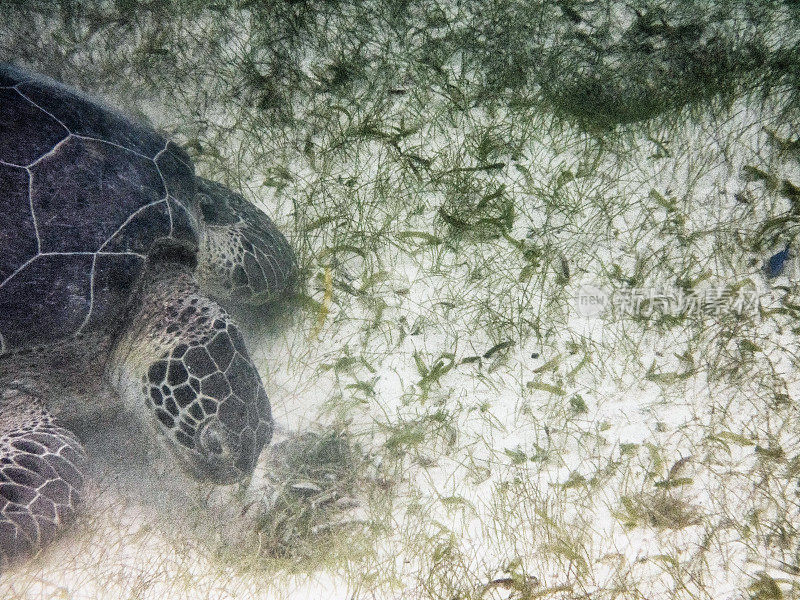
[765,244,791,278]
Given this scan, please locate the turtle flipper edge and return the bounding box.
[0,387,86,566]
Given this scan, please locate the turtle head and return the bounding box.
[194,177,297,306]
[110,265,273,485]
[142,320,272,484]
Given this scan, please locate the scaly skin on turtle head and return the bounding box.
[108,264,272,485]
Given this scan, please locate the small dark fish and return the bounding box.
[765,244,791,278]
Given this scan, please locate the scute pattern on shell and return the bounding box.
[0,64,198,352]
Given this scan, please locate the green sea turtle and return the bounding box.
[0,63,297,565]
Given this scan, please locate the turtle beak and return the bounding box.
[175,418,247,485]
[181,419,252,484]
[193,419,245,484]
[164,419,251,485]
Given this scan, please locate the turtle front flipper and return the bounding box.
[194,177,298,306]
[0,387,86,566]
